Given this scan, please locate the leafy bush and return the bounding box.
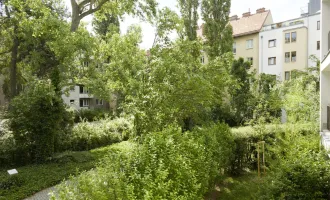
[53,123,234,199]
[58,117,133,151]
[0,120,16,166]
[73,109,111,123]
[259,132,330,199]
[229,123,318,175]
[8,80,72,163]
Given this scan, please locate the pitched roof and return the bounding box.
[230,11,270,37]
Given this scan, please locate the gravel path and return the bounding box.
[24,186,57,200]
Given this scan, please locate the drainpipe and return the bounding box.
[260,36,263,73]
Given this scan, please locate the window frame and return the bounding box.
[285,52,290,63]
[285,33,291,43]
[285,71,290,81]
[268,39,276,48]
[268,57,276,65]
[83,99,89,107]
[291,51,297,62]
[200,56,205,64]
[291,32,297,43]
[246,39,253,49]
[96,99,104,105]
[233,42,236,54]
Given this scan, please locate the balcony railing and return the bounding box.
[261,20,304,31]
[322,49,330,63]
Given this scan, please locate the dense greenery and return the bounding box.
[53,124,234,199]
[0,142,126,200]
[0,0,325,199]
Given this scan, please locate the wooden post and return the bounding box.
[262,142,266,175]
[257,143,260,178]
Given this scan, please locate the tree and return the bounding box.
[93,12,120,38]
[70,0,157,32]
[229,58,253,125]
[201,0,233,59]
[178,0,199,41]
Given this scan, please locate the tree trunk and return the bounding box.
[10,27,19,100]
[70,0,80,32]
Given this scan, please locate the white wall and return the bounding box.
[307,13,321,67]
[259,29,283,79]
[321,0,330,64]
[61,86,81,110]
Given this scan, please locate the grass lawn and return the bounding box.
[206,172,263,200]
[0,141,132,200]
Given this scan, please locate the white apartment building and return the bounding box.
[320,0,330,136]
[61,85,109,110]
[259,13,321,81]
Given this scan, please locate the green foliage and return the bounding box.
[59,117,133,151]
[73,109,111,123]
[8,80,72,163]
[53,124,234,199]
[201,0,233,59]
[280,75,319,123]
[178,0,199,41]
[0,142,119,200]
[229,123,318,175]
[259,126,330,200]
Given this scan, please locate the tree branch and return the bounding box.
[78,0,90,9]
[79,0,107,20]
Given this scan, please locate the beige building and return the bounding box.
[282,27,308,80]
[230,8,273,73]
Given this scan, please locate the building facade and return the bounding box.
[61,85,109,110]
[230,8,273,73]
[259,13,320,80]
[320,0,330,133]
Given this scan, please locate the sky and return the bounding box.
[65,0,310,49]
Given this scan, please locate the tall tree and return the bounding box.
[178,0,199,41]
[201,0,233,59]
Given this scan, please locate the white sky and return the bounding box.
[65,0,310,49]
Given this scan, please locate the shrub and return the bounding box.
[229,123,318,175]
[73,109,111,123]
[0,120,16,166]
[259,133,330,199]
[8,80,72,163]
[59,117,133,151]
[53,123,234,199]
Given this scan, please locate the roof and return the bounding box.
[230,11,270,37]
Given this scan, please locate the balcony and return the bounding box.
[79,93,93,98]
[261,19,304,32]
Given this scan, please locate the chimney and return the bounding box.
[229,15,239,21]
[256,8,266,13]
[242,12,251,17]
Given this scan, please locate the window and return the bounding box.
[70,100,75,104]
[233,42,236,54]
[285,52,290,63]
[83,61,89,67]
[247,57,253,66]
[79,86,89,94]
[291,32,297,42]
[285,33,291,43]
[200,56,205,64]
[80,99,90,107]
[246,39,253,49]
[291,51,297,62]
[317,41,320,50]
[268,57,276,65]
[96,99,103,105]
[285,71,290,81]
[268,39,276,48]
[317,21,320,30]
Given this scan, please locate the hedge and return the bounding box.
[53,123,234,199]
